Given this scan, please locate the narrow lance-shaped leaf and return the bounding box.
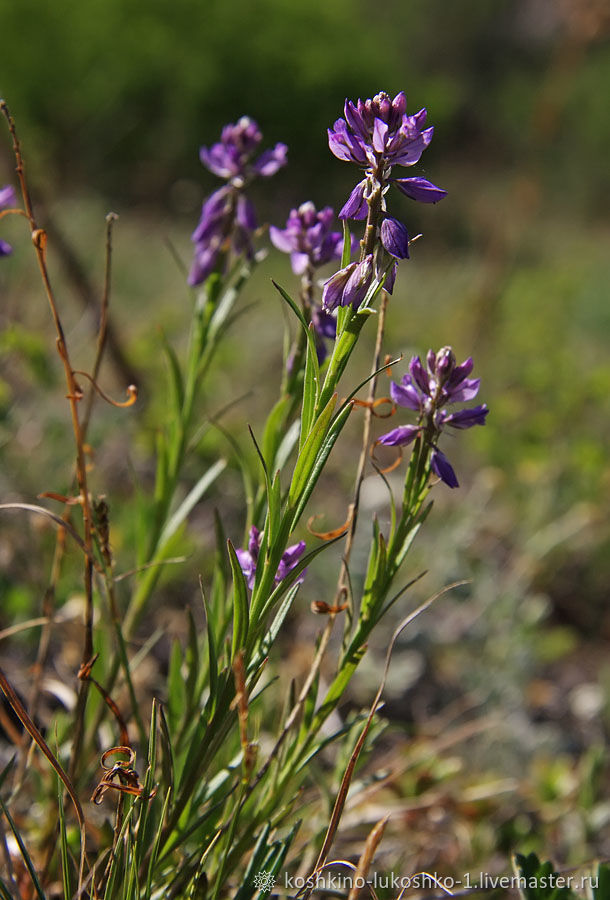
[288,392,337,507]
[228,540,250,657]
[299,322,320,448]
[288,400,352,530]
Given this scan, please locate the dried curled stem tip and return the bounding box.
[31,228,46,250]
[307,504,354,540]
[352,395,396,418]
[92,745,150,805]
[72,370,138,408]
[370,440,403,474]
[311,599,349,615]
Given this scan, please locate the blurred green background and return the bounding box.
[2,0,610,875]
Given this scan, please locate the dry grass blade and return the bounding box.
[0,667,88,891]
[0,503,100,569]
[347,816,388,900]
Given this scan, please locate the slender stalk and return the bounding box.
[1,100,95,784]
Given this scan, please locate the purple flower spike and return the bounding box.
[1,185,17,259]
[328,92,445,296]
[328,93,434,171]
[236,525,307,590]
[378,346,488,488]
[189,118,287,287]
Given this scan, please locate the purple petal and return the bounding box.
[448,377,480,403]
[339,180,368,220]
[253,143,288,176]
[377,424,420,447]
[235,548,256,589]
[446,357,474,391]
[328,122,368,165]
[383,260,398,294]
[0,239,12,257]
[343,101,368,139]
[236,194,257,231]
[199,143,235,178]
[312,306,337,340]
[247,525,261,558]
[276,540,306,582]
[444,404,489,429]
[269,225,295,253]
[430,449,459,488]
[393,176,447,203]
[0,185,16,209]
[372,118,389,153]
[290,251,309,275]
[322,263,355,311]
[342,254,374,308]
[380,217,410,259]
[409,355,430,394]
[187,244,221,286]
[390,379,421,411]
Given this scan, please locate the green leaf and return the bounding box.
[299,323,320,448]
[228,540,250,657]
[143,788,172,900]
[201,584,219,717]
[306,645,367,737]
[159,459,226,546]
[288,400,352,529]
[0,796,46,900]
[57,780,72,900]
[167,638,186,734]
[275,419,300,471]
[341,219,352,268]
[593,864,610,900]
[159,327,184,414]
[513,852,578,900]
[288,392,337,507]
[272,280,320,384]
[261,395,291,470]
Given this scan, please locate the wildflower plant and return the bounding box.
[0,90,488,900]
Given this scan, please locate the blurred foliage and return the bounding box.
[1,0,609,214]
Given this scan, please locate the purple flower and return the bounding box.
[199,117,287,182]
[378,346,489,488]
[188,118,287,287]
[0,184,16,259]
[235,526,306,590]
[322,254,375,311]
[328,92,446,287]
[269,201,345,276]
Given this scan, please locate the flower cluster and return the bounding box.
[189,118,287,287]
[0,185,16,258]
[236,525,306,590]
[269,201,344,276]
[324,91,446,305]
[378,347,488,487]
[271,201,358,360]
